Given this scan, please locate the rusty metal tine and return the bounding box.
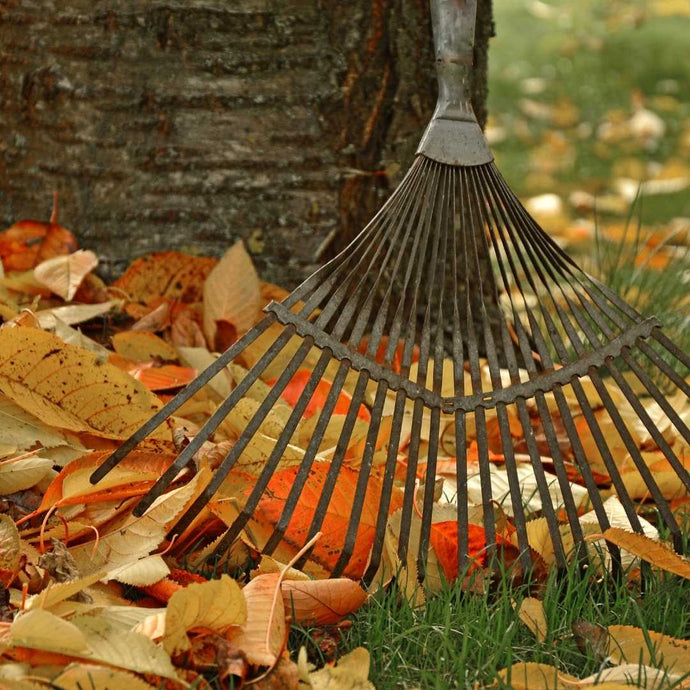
[457,167,498,561]
[262,358,351,554]
[417,165,451,580]
[90,314,277,484]
[332,380,390,576]
[169,333,313,533]
[449,166,470,573]
[653,330,690,370]
[212,347,332,555]
[638,339,690,397]
[294,371,371,571]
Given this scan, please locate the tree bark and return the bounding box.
[0,0,493,288]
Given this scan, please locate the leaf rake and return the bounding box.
[92,0,690,583]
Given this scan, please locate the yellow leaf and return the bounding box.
[33,249,98,301]
[575,664,683,687]
[299,646,375,690]
[108,554,170,587]
[203,240,261,348]
[163,574,247,655]
[0,327,163,439]
[497,662,577,689]
[515,597,548,642]
[112,331,179,363]
[25,571,106,611]
[233,573,287,666]
[608,625,690,673]
[600,528,690,579]
[50,664,158,690]
[0,455,53,494]
[0,514,21,574]
[281,578,368,626]
[10,609,89,656]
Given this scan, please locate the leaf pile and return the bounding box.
[0,206,688,688]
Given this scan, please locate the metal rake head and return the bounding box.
[91,0,690,583]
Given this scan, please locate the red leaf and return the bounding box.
[429,522,489,582]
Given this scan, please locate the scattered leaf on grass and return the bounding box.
[607,625,690,673]
[514,597,548,642]
[299,646,375,690]
[281,578,367,626]
[497,662,577,689]
[572,620,609,662]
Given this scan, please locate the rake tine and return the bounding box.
[90,315,277,484]
[638,338,690,397]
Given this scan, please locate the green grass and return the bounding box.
[290,562,690,689]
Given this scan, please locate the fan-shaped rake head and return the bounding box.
[91,0,689,583]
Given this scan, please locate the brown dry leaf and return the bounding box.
[203,240,261,350]
[112,331,179,363]
[607,625,690,673]
[0,219,78,272]
[514,597,548,642]
[496,662,577,689]
[0,514,21,577]
[112,251,217,304]
[50,664,158,690]
[281,578,367,626]
[233,573,287,667]
[0,326,164,439]
[298,646,375,690]
[0,454,54,494]
[572,620,609,663]
[599,528,690,579]
[163,574,247,656]
[33,249,98,301]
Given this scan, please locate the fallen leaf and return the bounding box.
[572,620,609,662]
[0,454,53,494]
[50,664,158,690]
[112,251,217,304]
[607,625,690,673]
[299,646,375,689]
[497,662,577,689]
[203,241,261,350]
[281,578,367,626]
[164,574,247,656]
[0,219,77,272]
[0,514,21,582]
[514,597,548,642]
[429,521,489,581]
[33,249,98,301]
[0,327,164,439]
[575,663,682,688]
[112,330,179,362]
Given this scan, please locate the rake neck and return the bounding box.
[417,0,493,166]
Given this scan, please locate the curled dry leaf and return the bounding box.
[0,327,164,440]
[164,573,247,656]
[0,219,78,272]
[0,514,21,584]
[203,240,261,350]
[112,251,217,304]
[232,573,286,667]
[33,249,98,301]
[281,578,367,626]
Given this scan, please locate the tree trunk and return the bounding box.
[0,0,493,288]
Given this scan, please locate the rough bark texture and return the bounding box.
[0,0,493,287]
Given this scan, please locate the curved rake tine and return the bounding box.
[90,315,276,484]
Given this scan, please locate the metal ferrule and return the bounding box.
[416,0,493,166]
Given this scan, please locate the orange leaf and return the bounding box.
[250,464,403,579]
[112,251,217,304]
[429,521,488,581]
[0,220,77,272]
[272,369,370,422]
[356,335,420,374]
[281,578,367,625]
[38,450,179,511]
[130,364,198,391]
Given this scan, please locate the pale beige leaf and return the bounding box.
[0,394,86,455]
[0,514,21,572]
[0,455,53,493]
[203,240,261,347]
[515,597,548,642]
[0,327,163,439]
[68,470,208,575]
[25,571,106,611]
[600,528,690,579]
[574,663,681,688]
[608,625,690,673]
[178,345,233,399]
[69,614,178,678]
[254,555,311,581]
[497,662,577,689]
[108,555,170,586]
[10,609,89,656]
[38,314,112,358]
[34,249,98,301]
[35,300,119,328]
[233,573,286,666]
[163,573,247,655]
[281,578,367,626]
[51,663,157,690]
[133,611,167,641]
[301,646,375,690]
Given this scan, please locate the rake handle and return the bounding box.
[417,0,493,166]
